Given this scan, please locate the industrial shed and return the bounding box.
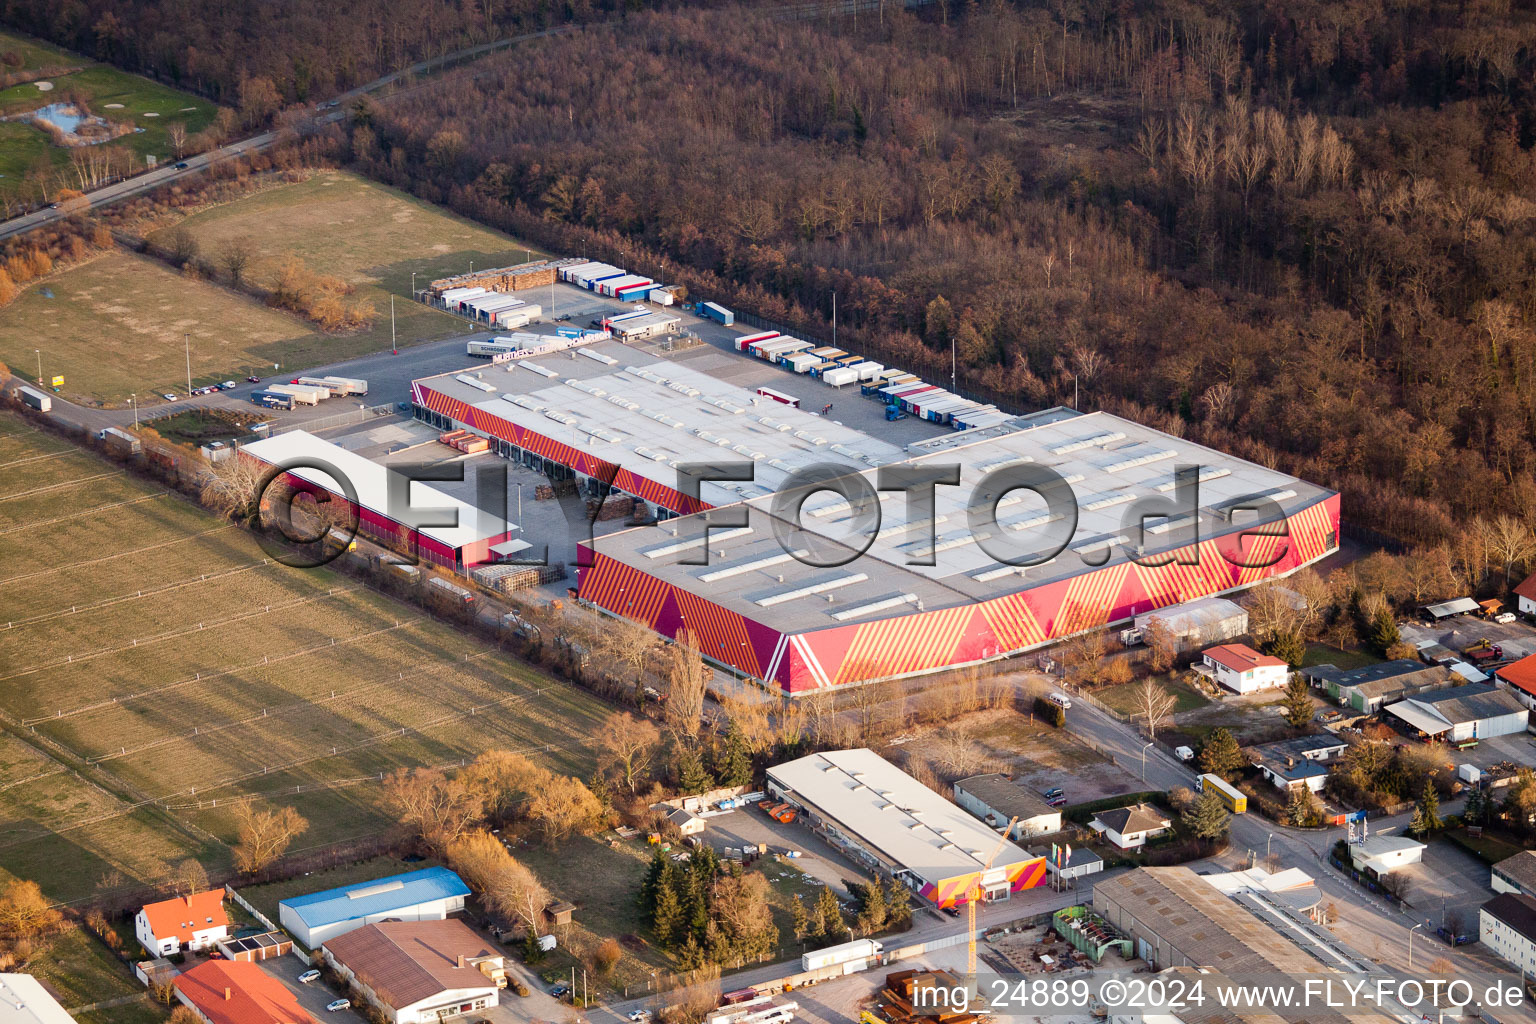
[952,774,1062,838]
[765,749,1044,907]
[1134,598,1249,653]
[241,431,521,573]
[1304,659,1452,713]
[412,345,1338,692]
[1382,683,1529,743]
[322,920,505,1024]
[278,867,471,948]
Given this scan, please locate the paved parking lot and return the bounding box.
[1402,615,1536,661]
[703,806,870,899]
[259,951,366,1021]
[1410,838,1495,934]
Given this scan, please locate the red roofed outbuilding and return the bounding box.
[1199,643,1290,694]
[1515,574,1536,617]
[135,890,230,956]
[173,960,318,1024]
[1497,653,1536,712]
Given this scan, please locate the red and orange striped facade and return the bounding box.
[923,856,1049,908]
[578,493,1340,693]
[412,382,712,516]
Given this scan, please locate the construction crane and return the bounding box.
[967,815,1019,987]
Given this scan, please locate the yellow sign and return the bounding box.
[49,375,63,388]
[859,1012,884,1024]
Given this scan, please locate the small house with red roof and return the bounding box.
[174,960,318,1024]
[1198,643,1289,694]
[1497,653,1536,712]
[1515,574,1536,617]
[135,889,230,956]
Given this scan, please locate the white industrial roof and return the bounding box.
[0,976,74,1024]
[241,430,515,549]
[766,748,1034,885]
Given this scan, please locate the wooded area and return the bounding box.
[340,0,1536,548]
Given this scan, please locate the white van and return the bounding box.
[1046,691,1073,710]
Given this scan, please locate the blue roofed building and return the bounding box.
[278,867,471,948]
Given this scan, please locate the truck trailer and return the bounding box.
[251,389,295,410]
[315,375,368,396]
[800,938,881,974]
[266,383,324,406]
[698,301,735,325]
[16,385,51,412]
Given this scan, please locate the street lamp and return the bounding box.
[1266,833,1275,863]
[1408,922,1424,969]
[130,393,137,428]
[1141,741,1153,782]
[184,333,192,396]
[34,349,41,383]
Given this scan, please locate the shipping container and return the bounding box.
[754,338,804,361]
[849,361,884,381]
[557,261,601,283]
[316,376,368,396]
[1196,774,1247,813]
[755,386,800,408]
[601,274,652,297]
[770,341,814,363]
[734,331,780,352]
[783,352,822,374]
[16,385,51,412]
[822,366,860,388]
[565,262,621,286]
[494,304,541,327]
[266,383,325,406]
[615,285,655,303]
[647,287,675,306]
[808,347,845,359]
[427,577,475,603]
[439,286,487,303]
[699,301,734,325]
[292,377,350,396]
[801,938,881,973]
[251,389,295,410]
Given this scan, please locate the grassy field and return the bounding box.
[1302,643,1380,670]
[1095,676,1210,717]
[0,413,611,903]
[23,924,144,1010]
[0,31,215,196]
[3,170,544,405]
[149,407,268,445]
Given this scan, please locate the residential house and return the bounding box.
[1515,573,1536,617]
[322,920,506,1024]
[173,960,318,1024]
[1302,661,1452,714]
[1495,654,1536,712]
[1089,804,1172,850]
[663,806,706,836]
[1480,892,1536,974]
[134,890,230,957]
[1197,644,1289,694]
[1348,835,1424,879]
[1491,851,1536,897]
[1382,683,1530,744]
[953,774,1063,839]
[1249,736,1348,793]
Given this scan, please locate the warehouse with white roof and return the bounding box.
[410,341,1339,692]
[765,748,1044,907]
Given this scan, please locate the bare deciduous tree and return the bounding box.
[1135,678,1178,740]
[598,713,662,793]
[231,804,307,874]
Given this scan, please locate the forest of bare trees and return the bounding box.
[313,0,1536,550]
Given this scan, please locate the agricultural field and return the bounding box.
[144,169,545,351]
[0,31,215,196]
[0,413,609,903]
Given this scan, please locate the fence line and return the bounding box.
[256,403,400,441]
[225,883,279,931]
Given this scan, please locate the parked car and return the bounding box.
[942,904,962,917]
[246,375,262,383]
[1495,612,1517,624]
[628,1012,653,1022]
[1046,691,1073,710]
[551,984,571,1000]
[221,380,238,390]
[162,393,177,401]
[554,313,571,322]
[1174,745,1195,761]
[325,999,351,1012]
[297,969,321,984]
[174,161,189,170]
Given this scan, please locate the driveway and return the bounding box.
[703,807,865,898]
[259,952,366,1022]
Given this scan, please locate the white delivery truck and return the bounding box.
[800,937,881,974]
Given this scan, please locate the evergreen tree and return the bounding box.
[523,929,546,963]
[851,873,887,932]
[790,895,809,940]
[1198,728,1245,781]
[1464,787,1486,826]
[713,725,753,788]
[639,848,668,921]
[675,932,707,970]
[1281,675,1314,729]
[1270,629,1307,669]
[1412,780,1442,835]
[814,885,844,940]
[675,744,713,795]
[1185,789,1232,843]
[884,876,913,930]
[1284,785,1314,827]
[1369,607,1401,654]
[651,869,683,947]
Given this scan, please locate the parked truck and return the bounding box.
[251,389,295,410]
[698,301,735,325]
[16,385,50,412]
[313,375,368,396]
[98,426,142,455]
[266,383,325,406]
[800,938,881,974]
[427,577,474,603]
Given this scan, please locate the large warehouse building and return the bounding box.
[242,431,522,573]
[765,748,1044,907]
[410,342,1339,692]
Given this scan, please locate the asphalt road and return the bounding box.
[0,25,575,242]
